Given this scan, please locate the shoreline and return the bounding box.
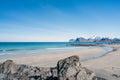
[0,45,113,67]
[0,46,89,60]
[82,44,120,80]
[0,46,105,67]
[80,46,113,62]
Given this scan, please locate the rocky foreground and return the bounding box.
[0,55,105,80]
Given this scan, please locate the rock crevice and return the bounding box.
[0,55,96,80]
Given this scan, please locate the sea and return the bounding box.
[0,42,85,58]
[0,42,113,61]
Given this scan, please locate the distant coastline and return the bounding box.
[69,37,120,44]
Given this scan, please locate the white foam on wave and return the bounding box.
[0,52,15,55]
[0,53,6,55]
[46,47,87,50]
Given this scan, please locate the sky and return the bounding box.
[0,0,120,42]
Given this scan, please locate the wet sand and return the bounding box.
[82,44,120,80]
[0,47,104,67]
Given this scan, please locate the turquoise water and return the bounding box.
[0,42,69,52]
[0,42,88,58]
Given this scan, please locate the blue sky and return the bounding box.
[0,0,120,42]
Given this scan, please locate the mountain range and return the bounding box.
[69,37,120,43]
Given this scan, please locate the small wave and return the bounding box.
[46,47,86,50]
[0,49,6,52]
[6,49,21,51]
[0,52,16,56]
[0,49,23,52]
[0,53,7,55]
[46,48,67,50]
[0,48,38,52]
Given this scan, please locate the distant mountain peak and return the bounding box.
[69,36,120,43]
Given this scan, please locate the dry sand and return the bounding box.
[82,44,120,80]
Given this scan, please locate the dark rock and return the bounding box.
[95,77,107,80]
[57,55,96,80]
[0,55,96,80]
[51,67,58,78]
[0,60,19,74]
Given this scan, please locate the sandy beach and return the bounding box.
[0,47,104,67]
[1,44,120,80]
[82,44,120,80]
